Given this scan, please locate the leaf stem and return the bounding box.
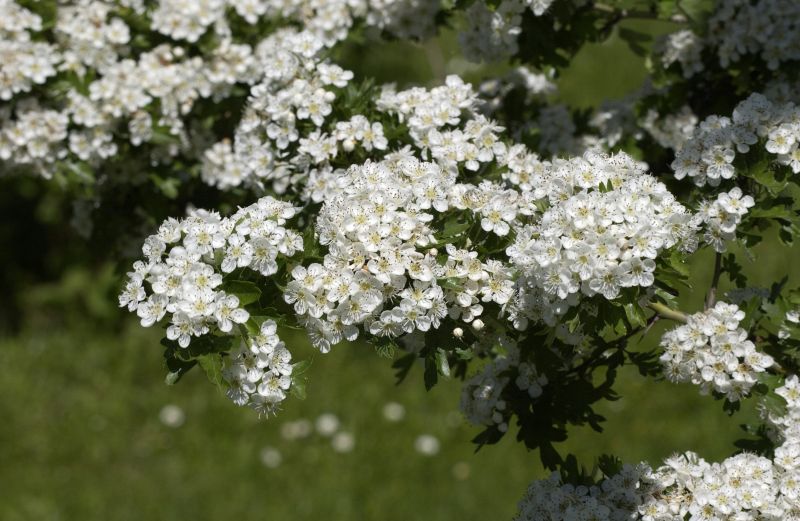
[647,301,689,323]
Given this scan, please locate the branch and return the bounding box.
[705,252,722,310]
[593,1,686,22]
[568,314,658,375]
[592,2,662,20]
[647,301,689,323]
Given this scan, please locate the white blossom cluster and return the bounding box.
[518,448,800,520]
[458,0,561,62]
[639,106,698,151]
[119,196,304,411]
[516,372,800,520]
[587,99,696,153]
[0,1,59,101]
[507,151,697,308]
[638,450,800,520]
[149,0,444,49]
[763,76,800,107]
[0,0,445,182]
[656,0,800,76]
[481,74,697,155]
[377,76,510,173]
[199,29,364,190]
[479,66,557,117]
[0,0,268,176]
[119,195,302,344]
[536,104,586,156]
[0,102,69,169]
[284,156,514,353]
[659,301,774,401]
[149,0,223,42]
[588,98,641,150]
[460,342,547,433]
[655,29,704,78]
[223,319,295,416]
[642,385,800,521]
[149,0,365,46]
[364,0,441,41]
[515,464,656,521]
[478,68,609,156]
[779,309,800,341]
[672,92,800,187]
[480,72,697,160]
[588,87,697,152]
[707,0,800,71]
[55,1,134,75]
[696,187,754,253]
[459,1,525,63]
[767,375,800,448]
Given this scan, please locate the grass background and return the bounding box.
[2,21,797,521]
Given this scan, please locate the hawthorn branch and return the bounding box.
[705,252,723,310]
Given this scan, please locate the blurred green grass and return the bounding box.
[3,21,799,521]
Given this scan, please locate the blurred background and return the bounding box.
[2,21,797,521]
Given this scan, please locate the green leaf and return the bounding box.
[292,359,313,376]
[197,353,225,393]
[169,335,235,362]
[618,27,652,57]
[289,359,311,400]
[722,253,747,288]
[290,375,307,400]
[165,362,196,385]
[722,398,741,416]
[744,162,788,195]
[435,348,451,378]
[162,338,197,385]
[623,302,647,328]
[439,215,471,240]
[749,206,793,219]
[672,0,715,27]
[148,174,180,199]
[150,128,180,147]
[455,347,474,361]
[424,355,438,391]
[392,353,417,384]
[667,248,690,277]
[779,221,800,246]
[375,338,397,359]
[437,277,465,292]
[302,226,323,259]
[762,391,788,418]
[597,454,624,478]
[223,280,262,306]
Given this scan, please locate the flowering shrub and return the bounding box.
[6,0,800,518]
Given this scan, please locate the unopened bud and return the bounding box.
[453,327,464,338]
[472,319,485,331]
